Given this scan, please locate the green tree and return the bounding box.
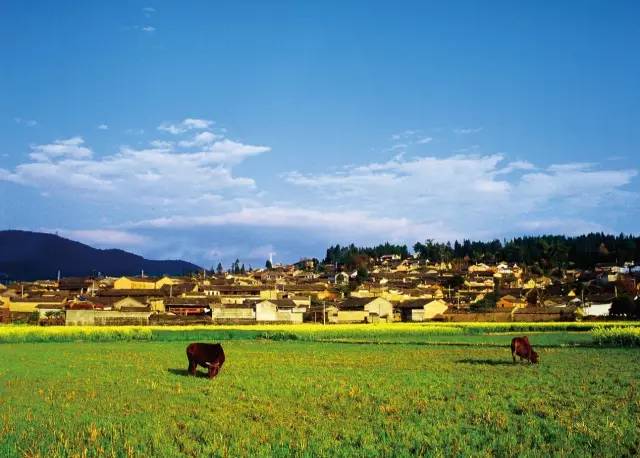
[609,295,637,318]
[470,292,498,311]
[265,259,273,270]
[356,267,369,283]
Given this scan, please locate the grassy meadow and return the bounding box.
[0,323,639,457]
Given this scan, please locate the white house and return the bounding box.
[255,299,305,323]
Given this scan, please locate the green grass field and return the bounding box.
[0,325,639,457]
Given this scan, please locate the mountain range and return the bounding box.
[0,230,201,281]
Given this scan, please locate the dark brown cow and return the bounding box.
[186,343,225,378]
[511,336,539,364]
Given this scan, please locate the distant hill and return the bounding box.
[0,230,201,281]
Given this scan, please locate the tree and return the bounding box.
[470,292,498,311]
[240,264,246,274]
[324,242,408,266]
[216,262,223,275]
[609,295,637,318]
[526,289,538,307]
[356,267,369,283]
[265,259,273,270]
[443,274,465,289]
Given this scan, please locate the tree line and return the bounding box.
[325,233,640,270]
[324,243,410,268]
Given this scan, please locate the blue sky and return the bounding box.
[1,1,638,268]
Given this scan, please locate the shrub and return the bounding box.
[592,327,640,347]
[609,295,639,318]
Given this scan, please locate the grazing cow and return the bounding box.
[186,343,225,378]
[511,336,539,364]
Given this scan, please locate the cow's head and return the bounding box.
[207,362,221,378]
[530,350,539,364]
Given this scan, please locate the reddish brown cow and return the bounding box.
[186,343,225,378]
[511,336,539,364]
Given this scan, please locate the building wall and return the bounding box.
[155,277,178,289]
[364,298,393,321]
[150,299,165,313]
[114,297,146,310]
[276,310,303,323]
[351,289,375,298]
[113,277,156,290]
[512,312,569,322]
[94,311,151,325]
[444,312,512,322]
[7,300,65,313]
[443,310,571,322]
[65,310,95,325]
[291,297,311,307]
[260,290,279,300]
[423,300,448,319]
[220,296,260,305]
[256,302,278,321]
[254,302,304,322]
[66,310,152,325]
[333,310,369,323]
[212,307,255,320]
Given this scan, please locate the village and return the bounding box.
[1,253,638,326]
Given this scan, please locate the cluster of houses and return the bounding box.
[0,256,638,326]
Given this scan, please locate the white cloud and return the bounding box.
[283,153,637,240]
[141,25,155,32]
[387,130,433,151]
[0,128,270,209]
[98,124,109,130]
[126,206,453,243]
[158,118,213,134]
[29,137,92,161]
[516,218,608,235]
[14,118,38,127]
[247,244,277,260]
[495,160,535,175]
[453,127,483,134]
[4,120,637,262]
[56,229,148,247]
[204,139,271,164]
[547,163,595,172]
[178,131,220,148]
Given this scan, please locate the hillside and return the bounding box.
[0,230,201,281]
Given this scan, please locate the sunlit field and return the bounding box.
[0,324,639,457]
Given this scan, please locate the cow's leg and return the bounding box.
[512,351,516,363]
[188,359,197,375]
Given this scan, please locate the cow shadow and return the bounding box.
[167,368,209,378]
[456,358,514,366]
